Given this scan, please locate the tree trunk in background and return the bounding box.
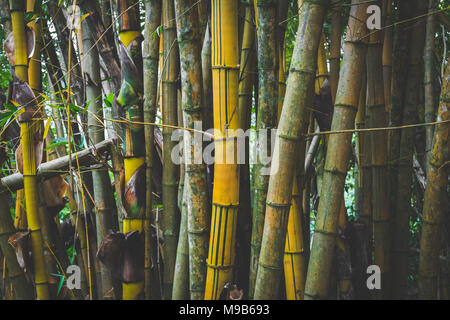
[204,0,240,300]
[419,60,449,300]
[304,0,368,300]
[392,0,427,299]
[253,0,329,300]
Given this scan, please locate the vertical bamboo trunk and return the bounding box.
[10,0,50,300]
[172,177,189,300]
[204,0,240,300]
[283,1,310,300]
[161,0,179,299]
[0,192,33,299]
[241,0,257,299]
[392,1,427,299]
[175,0,211,300]
[117,0,145,300]
[250,0,279,299]
[387,2,412,255]
[424,0,437,168]
[202,24,213,136]
[304,0,369,300]
[253,0,329,300]
[365,3,390,298]
[81,18,119,299]
[143,0,161,300]
[418,60,450,300]
[172,89,189,300]
[329,0,342,103]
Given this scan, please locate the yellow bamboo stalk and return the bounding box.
[205,0,240,300]
[10,0,49,300]
[283,179,306,300]
[315,33,328,94]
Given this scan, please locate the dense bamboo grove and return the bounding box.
[0,0,448,301]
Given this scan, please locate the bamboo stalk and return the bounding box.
[424,0,437,169]
[304,0,369,300]
[143,0,161,300]
[161,0,180,299]
[172,176,189,300]
[81,18,119,299]
[365,3,390,298]
[117,0,146,300]
[174,0,211,300]
[253,0,329,300]
[10,0,50,300]
[418,59,450,300]
[250,0,279,299]
[237,0,255,298]
[204,0,240,300]
[391,1,427,299]
[329,0,342,103]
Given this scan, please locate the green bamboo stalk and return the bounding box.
[391,0,427,299]
[253,0,330,300]
[143,0,161,300]
[418,59,450,300]
[304,0,369,300]
[175,0,210,300]
[250,0,279,299]
[161,0,180,299]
